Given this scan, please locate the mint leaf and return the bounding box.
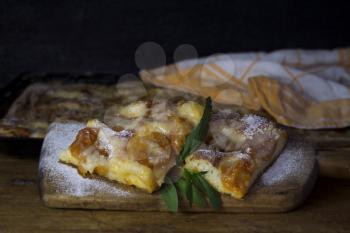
[194,174,222,209]
[192,184,207,208]
[160,177,178,213]
[182,168,192,181]
[160,96,220,212]
[175,178,192,207]
[185,179,193,207]
[176,97,212,165]
[167,168,221,211]
[175,178,187,199]
[182,169,195,206]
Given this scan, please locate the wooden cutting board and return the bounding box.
[39,123,317,213]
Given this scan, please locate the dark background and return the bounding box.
[1,0,350,87]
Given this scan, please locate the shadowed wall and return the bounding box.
[1,0,349,87]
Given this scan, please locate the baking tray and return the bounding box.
[0,72,126,156]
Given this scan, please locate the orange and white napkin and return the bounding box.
[140,48,350,129]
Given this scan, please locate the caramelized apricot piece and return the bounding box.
[169,116,192,154]
[69,127,99,160]
[126,132,171,167]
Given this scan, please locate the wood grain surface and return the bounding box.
[38,123,317,213]
[0,152,349,233]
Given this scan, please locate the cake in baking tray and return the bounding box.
[0,81,192,138]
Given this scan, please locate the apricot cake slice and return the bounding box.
[59,98,205,193]
[184,113,287,198]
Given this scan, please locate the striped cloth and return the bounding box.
[140,48,350,129]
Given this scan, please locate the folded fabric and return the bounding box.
[140,48,350,129]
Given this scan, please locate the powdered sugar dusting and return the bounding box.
[39,123,129,197]
[234,151,251,160]
[260,140,315,186]
[241,114,271,139]
[194,149,253,165]
[196,149,220,158]
[117,129,134,138]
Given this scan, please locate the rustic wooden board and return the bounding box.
[39,123,317,213]
[2,151,350,233]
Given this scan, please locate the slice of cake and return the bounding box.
[60,98,204,193]
[185,114,287,198]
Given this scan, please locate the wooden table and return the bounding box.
[1,151,350,233]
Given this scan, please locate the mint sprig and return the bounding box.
[161,169,222,212]
[160,97,222,212]
[191,173,222,209]
[160,177,178,213]
[176,97,212,165]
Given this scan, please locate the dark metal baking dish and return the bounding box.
[0,72,126,156]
